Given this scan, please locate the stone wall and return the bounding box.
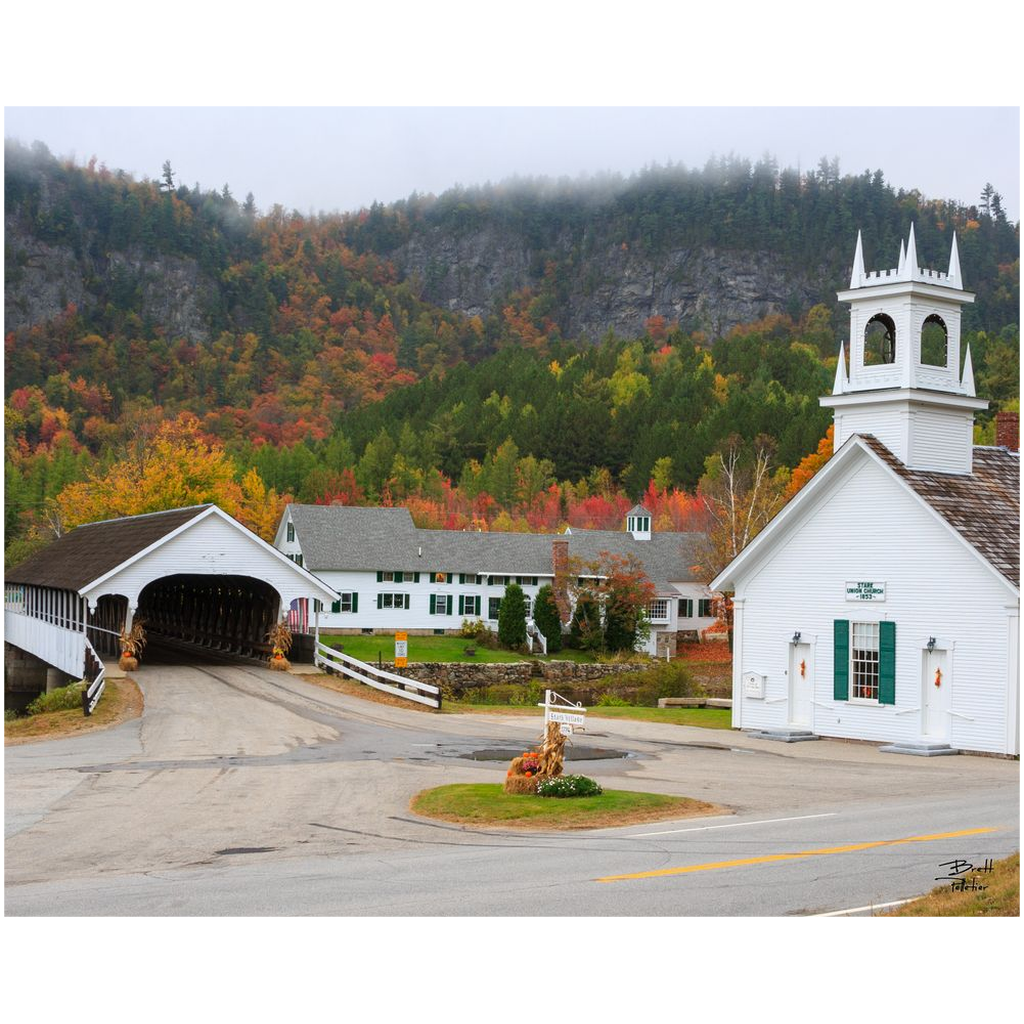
[381,658,644,694]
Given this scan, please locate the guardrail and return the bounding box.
[82,636,106,717]
[314,641,441,709]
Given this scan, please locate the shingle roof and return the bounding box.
[859,435,1020,587]
[287,504,706,591]
[5,505,212,590]
[626,504,652,518]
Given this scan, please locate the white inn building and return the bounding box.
[713,227,1020,756]
[273,503,718,656]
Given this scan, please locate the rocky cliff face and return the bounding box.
[395,224,825,339]
[5,215,216,342]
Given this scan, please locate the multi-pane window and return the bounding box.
[515,576,538,587]
[678,598,693,618]
[430,594,453,615]
[460,595,481,617]
[432,572,453,584]
[378,593,410,610]
[286,522,295,542]
[851,622,880,700]
[698,598,713,618]
[488,597,502,620]
[648,600,669,622]
[380,571,416,583]
[459,573,482,585]
[331,593,357,614]
[488,575,509,586]
[523,597,532,618]
[287,553,303,567]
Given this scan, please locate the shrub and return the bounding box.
[460,619,499,647]
[533,584,563,653]
[596,693,632,707]
[5,708,19,722]
[498,583,528,649]
[633,662,702,707]
[461,682,544,706]
[537,774,603,798]
[26,681,86,715]
[568,592,602,651]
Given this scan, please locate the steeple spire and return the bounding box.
[850,231,864,288]
[897,238,906,276]
[961,343,976,396]
[948,232,962,288]
[832,343,848,395]
[904,222,919,280]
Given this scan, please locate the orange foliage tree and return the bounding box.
[784,425,834,500]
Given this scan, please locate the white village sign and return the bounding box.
[538,689,587,735]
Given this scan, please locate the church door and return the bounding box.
[788,641,813,728]
[922,647,951,740]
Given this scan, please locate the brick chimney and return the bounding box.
[551,539,570,622]
[996,411,1019,452]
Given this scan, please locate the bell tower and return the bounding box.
[821,225,988,475]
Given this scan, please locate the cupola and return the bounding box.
[821,227,988,475]
[626,504,652,540]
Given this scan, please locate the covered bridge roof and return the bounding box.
[6,506,212,590]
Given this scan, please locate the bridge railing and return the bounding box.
[82,636,106,717]
[314,641,441,710]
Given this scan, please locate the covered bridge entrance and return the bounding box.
[5,505,339,687]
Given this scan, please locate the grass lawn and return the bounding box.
[5,678,143,745]
[411,783,723,830]
[320,632,598,664]
[446,703,732,729]
[887,852,1019,916]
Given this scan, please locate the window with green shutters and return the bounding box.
[429,594,453,615]
[698,598,712,617]
[286,522,295,542]
[834,619,895,704]
[678,599,693,618]
[459,595,481,616]
[331,593,358,614]
[377,593,410,610]
[459,573,482,585]
[488,597,502,620]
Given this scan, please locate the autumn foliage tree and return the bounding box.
[784,425,834,500]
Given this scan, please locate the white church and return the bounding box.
[712,227,1020,757]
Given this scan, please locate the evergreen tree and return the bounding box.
[497,582,527,649]
[533,584,562,652]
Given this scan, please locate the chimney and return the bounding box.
[551,539,570,622]
[996,411,1019,452]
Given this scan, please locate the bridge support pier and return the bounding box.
[4,642,48,712]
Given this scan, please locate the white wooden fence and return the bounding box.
[314,641,441,709]
[82,636,106,716]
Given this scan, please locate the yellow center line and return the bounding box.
[595,827,999,883]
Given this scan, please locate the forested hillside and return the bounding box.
[4,138,1019,562]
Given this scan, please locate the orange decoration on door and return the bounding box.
[934,668,942,688]
[800,659,806,679]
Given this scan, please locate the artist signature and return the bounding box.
[935,858,994,892]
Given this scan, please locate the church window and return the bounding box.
[851,621,880,700]
[920,314,948,367]
[864,314,896,365]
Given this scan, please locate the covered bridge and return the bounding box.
[4,504,339,685]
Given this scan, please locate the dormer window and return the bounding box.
[286,522,295,543]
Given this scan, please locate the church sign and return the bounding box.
[845,581,886,602]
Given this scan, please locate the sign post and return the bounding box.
[538,688,587,736]
[394,631,408,668]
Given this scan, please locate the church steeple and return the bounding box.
[821,228,987,475]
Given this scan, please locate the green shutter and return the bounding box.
[414,572,420,583]
[377,593,383,609]
[459,574,465,585]
[376,571,383,583]
[331,600,341,613]
[352,593,358,613]
[404,594,410,610]
[429,595,436,614]
[879,621,896,705]
[833,619,850,701]
[459,595,465,615]
[446,596,453,615]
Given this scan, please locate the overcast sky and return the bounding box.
[4,107,1020,222]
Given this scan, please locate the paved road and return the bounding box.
[5,662,1018,915]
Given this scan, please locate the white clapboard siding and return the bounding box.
[4,611,85,678]
[733,455,1015,754]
